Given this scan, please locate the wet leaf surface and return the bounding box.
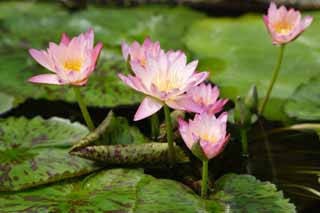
[0,117,99,191]
[184,13,320,121]
[0,168,295,212]
[284,77,320,121]
[0,168,224,213]
[211,174,296,213]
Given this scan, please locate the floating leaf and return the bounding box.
[70,111,189,165]
[284,77,320,121]
[0,92,14,115]
[70,111,146,151]
[184,14,320,121]
[211,174,296,212]
[0,117,99,191]
[0,168,223,212]
[72,143,189,165]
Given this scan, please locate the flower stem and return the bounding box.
[201,160,209,199]
[150,113,159,140]
[259,44,285,115]
[240,128,249,157]
[164,104,175,163]
[73,87,95,131]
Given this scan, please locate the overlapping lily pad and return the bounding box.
[0,169,222,212]
[211,174,296,212]
[0,169,295,212]
[70,112,189,165]
[184,13,320,121]
[0,116,100,191]
[284,77,320,121]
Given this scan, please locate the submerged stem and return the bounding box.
[201,160,209,199]
[164,104,175,164]
[73,87,95,131]
[240,128,249,157]
[150,113,160,140]
[259,44,285,115]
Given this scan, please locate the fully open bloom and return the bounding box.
[178,112,230,160]
[263,2,313,45]
[28,28,103,86]
[118,48,208,121]
[177,83,228,114]
[121,38,161,66]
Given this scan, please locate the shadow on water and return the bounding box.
[215,118,320,213]
[3,98,320,212]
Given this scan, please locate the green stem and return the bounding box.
[73,87,95,131]
[240,128,248,157]
[201,160,209,199]
[164,104,175,163]
[150,113,160,140]
[259,44,285,115]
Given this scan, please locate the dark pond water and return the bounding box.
[4,99,320,212]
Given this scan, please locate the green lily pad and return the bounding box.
[70,111,146,151]
[0,169,295,212]
[0,92,14,115]
[0,116,100,192]
[0,2,204,109]
[184,14,320,121]
[0,168,224,212]
[284,77,320,121]
[211,174,296,213]
[70,111,189,165]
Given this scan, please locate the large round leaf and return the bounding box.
[211,174,296,213]
[0,116,99,191]
[284,77,320,121]
[0,169,295,212]
[0,168,224,212]
[184,14,320,121]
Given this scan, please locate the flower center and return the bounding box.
[64,59,82,72]
[200,133,217,144]
[153,74,179,93]
[274,22,293,35]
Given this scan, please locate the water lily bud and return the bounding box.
[234,96,251,127]
[178,112,230,160]
[245,85,258,113]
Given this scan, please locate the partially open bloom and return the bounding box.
[178,112,230,160]
[118,48,208,121]
[28,28,103,86]
[177,83,228,114]
[121,38,161,66]
[263,2,313,45]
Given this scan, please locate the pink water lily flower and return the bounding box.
[177,83,228,114]
[122,38,161,66]
[263,2,313,45]
[28,28,103,86]
[118,49,208,121]
[179,112,230,160]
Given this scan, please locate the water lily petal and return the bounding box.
[134,97,163,121]
[28,74,62,85]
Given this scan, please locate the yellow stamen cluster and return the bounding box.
[64,59,83,72]
[274,22,293,35]
[200,132,217,144]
